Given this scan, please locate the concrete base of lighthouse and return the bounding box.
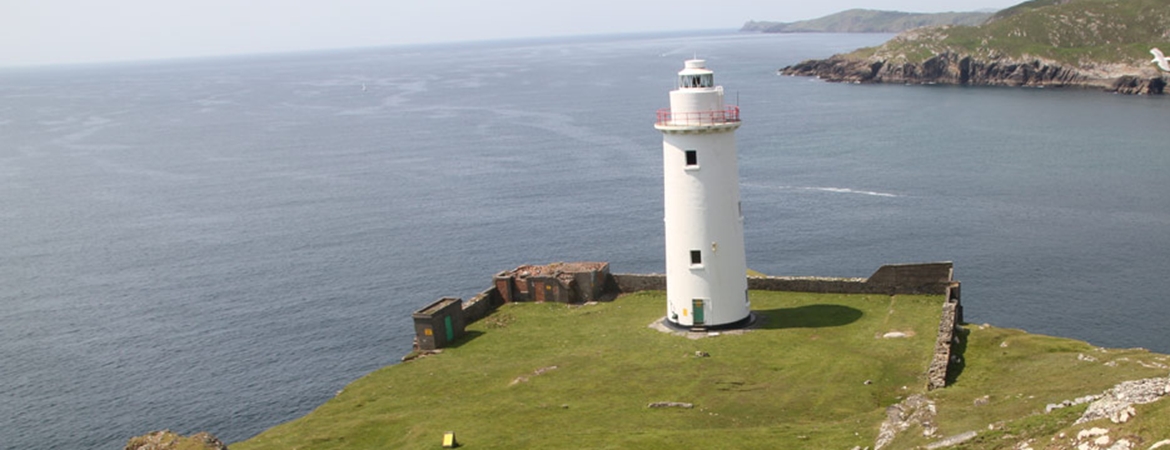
[661,312,758,333]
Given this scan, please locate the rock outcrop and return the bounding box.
[125,430,228,450]
[779,0,1170,95]
[781,52,1167,95]
[875,394,938,450]
[1075,376,1170,424]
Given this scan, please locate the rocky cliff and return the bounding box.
[780,0,1170,94]
[125,430,228,450]
[782,49,1167,94]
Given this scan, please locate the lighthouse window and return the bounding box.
[690,250,702,266]
[685,150,697,166]
[680,74,713,88]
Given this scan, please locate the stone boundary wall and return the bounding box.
[414,262,964,389]
[866,262,956,295]
[615,262,955,296]
[926,283,963,390]
[748,276,871,294]
[462,287,504,325]
[612,273,666,292]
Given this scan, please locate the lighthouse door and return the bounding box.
[692,299,705,326]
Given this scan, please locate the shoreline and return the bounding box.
[780,52,1168,95]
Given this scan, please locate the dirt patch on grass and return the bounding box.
[510,365,559,386]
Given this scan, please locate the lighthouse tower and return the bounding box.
[655,59,751,330]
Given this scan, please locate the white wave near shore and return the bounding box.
[743,182,900,198]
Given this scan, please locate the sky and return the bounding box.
[2,0,1023,67]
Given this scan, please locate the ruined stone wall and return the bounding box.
[747,276,873,294]
[612,273,666,292]
[926,283,963,390]
[462,287,503,325]
[866,262,955,295]
[617,263,954,296]
[415,261,964,388]
[494,263,611,304]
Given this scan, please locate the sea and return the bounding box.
[2,30,1168,449]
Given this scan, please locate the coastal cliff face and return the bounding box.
[780,0,1170,94]
[125,430,228,450]
[781,51,1167,95]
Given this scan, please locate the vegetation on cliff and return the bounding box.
[233,291,1170,449]
[781,0,1170,94]
[742,9,992,34]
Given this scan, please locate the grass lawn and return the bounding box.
[234,290,1170,449]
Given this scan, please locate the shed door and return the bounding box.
[444,316,454,342]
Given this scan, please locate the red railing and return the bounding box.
[656,106,740,126]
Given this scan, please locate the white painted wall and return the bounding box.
[656,60,750,328]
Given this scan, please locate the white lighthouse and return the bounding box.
[655,59,751,330]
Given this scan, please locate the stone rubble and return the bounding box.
[1046,394,1102,413]
[875,394,938,450]
[1076,376,1170,424]
[647,401,693,409]
[924,431,978,449]
[125,430,228,450]
[509,365,558,386]
[1062,427,1134,450]
[1137,360,1170,370]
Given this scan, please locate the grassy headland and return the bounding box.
[782,0,1170,94]
[742,9,992,34]
[852,0,1170,66]
[233,291,1170,449]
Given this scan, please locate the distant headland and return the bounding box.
[741,9,993,34]
[778,0,1170,95]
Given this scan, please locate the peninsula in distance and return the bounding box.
[741,9,995,34]
[772,0,1170,94]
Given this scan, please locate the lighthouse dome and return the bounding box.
[678,59,714,89]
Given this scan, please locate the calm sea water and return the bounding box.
[2,31,1168,449]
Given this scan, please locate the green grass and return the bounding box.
[862,0,1170,66]
[233,291,1170,449]
[890,324,1170,449]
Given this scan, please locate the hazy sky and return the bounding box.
[2,0,1023,67]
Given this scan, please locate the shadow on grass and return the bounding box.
[446,330,487,349]
[945,325,969,386]
[753,304,863,330]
